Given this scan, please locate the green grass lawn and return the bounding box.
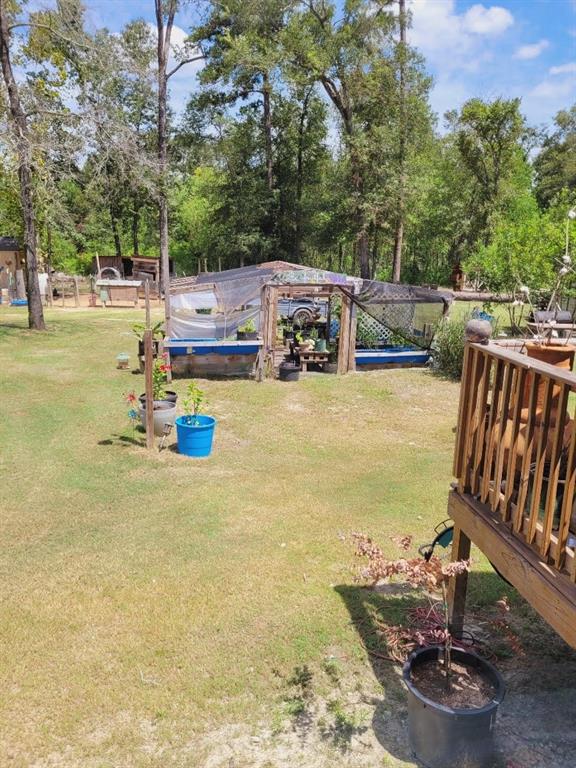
[0,306,517,767]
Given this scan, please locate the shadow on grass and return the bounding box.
[337,569,576,767]
[335,583,418,763]
[98,433,145,447]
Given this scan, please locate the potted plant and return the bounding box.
[133,320,164,368]
[324,343,338,374]
[138,355,177,436]
[237,318,258,341]
[139,353,178,405]
[296,330,314,352]
[313,329,327,353]
[352,533,506,768]
[175,381,216,457]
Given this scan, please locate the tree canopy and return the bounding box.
[0,0,575,306]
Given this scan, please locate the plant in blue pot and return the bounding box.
[175,381,216,457]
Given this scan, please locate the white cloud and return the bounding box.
[530,77,575,100]
[513,39,549,61]
[462,4,514,35]
[409,1,514,70]
[549,62,576,75]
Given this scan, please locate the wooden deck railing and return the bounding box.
[454,341,576,580]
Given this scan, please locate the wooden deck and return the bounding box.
[448,341,576,649]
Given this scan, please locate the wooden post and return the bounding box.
[46,275,53,307]
[256,284,269,382]
[348,300,357,372]
[204,257,208,273]
[61,280,65,307]
[447,525,471,637]
[144,329,155,450]
[218,257,222,272]
[197,258,201,275]
[338,292,352,375]
[145,280,151,330]
[73,276,80,307]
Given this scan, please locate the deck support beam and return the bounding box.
[448,489,576,649]
[447,525,471,637]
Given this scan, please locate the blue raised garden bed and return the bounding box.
[355,346,430,367]
[164,338,261,356]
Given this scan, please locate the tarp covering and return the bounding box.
[168,261,451,345]
[352,280,452,349]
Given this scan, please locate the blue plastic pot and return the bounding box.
[175,415,216,457]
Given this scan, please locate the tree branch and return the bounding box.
[166,52,204,81]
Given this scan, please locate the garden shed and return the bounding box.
[163,261,451,378]
[0,236,23,291]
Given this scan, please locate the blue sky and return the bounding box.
[33,0,576,128]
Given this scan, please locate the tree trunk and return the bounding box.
[371,228,379,279]
[391,0,407,284]
[350,146,370,279]
[392,219,403,283]
[110,207,122,258]
[356,229,369,278]
[132,203,140,256]
[262,71,273,192]
[0,4,45,330]
[294,88,311,263]
[155,0,175,333]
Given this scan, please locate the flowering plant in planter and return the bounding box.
[152,353,171,400]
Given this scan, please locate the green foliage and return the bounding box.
[152,355,171,400]
[182,380,206,424]
[464,194,575,294]
[238,318,256,333]
[131,321,164,342]
[534,105,576,208]
[432,315,469,380]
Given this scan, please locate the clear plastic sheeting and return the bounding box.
[171,306,260,340]
[171,290,217,311]
[352,280,451,349]
[213,275,266,314]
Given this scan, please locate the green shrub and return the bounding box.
[432,315,469,379]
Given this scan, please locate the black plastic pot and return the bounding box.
[137,339,161,358]
[237,330,258,341]
[403,646,505,768]
[278,361,300,382]
[139,390,177,405]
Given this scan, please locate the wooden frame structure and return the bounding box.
[257,282,357,380]
[447,341,576,648]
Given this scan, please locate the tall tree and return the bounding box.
[0,1,45,329]
[285,0,401,278]
[391,0,406,283]
[155,0,202,329]
[451,98,525,247]
[534,105,576,209]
